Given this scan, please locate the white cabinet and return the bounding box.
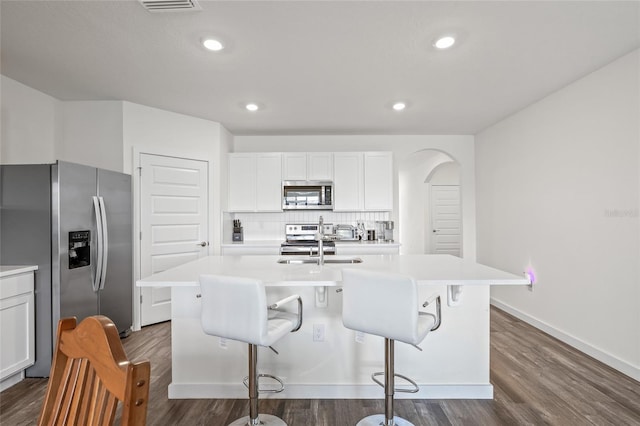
[307,153,333,180]
[228,153,282,212]
[283,153,333,181]
[364,152,393,210]
[0,266,36,391]
[228,154,256,212]
[221,243,281,255]
[282,153,307,180]
[334,152,392,211]
[335,243,400,255]
[333,152,364,211]
[255,154,283,211]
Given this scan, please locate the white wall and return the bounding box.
[1,75,58,164]
[476,49,640,379]
[59,101,124,172]
[122,102,230,330]
[234,135,477,259]
[430,161,460,185]
[122,101,228,253]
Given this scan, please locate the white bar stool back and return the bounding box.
[341,268,441,426]
[200,274,302,426]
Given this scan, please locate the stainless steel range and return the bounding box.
[280,223,336,256]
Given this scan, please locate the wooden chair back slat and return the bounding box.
[38,316,150,426]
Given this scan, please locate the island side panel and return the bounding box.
[169,284,492,399]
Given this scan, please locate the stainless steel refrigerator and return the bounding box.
[0,160,133,377]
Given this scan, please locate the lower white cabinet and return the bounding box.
[221,244,281,256]
[0,266,37,391]
[335,243,400,255]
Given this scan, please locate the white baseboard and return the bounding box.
[0,371,25,392]
[168,383,494,400]
[491,298,640,382]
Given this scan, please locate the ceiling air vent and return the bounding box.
[139,0,202,12]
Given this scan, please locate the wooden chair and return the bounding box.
[38,316,151,426]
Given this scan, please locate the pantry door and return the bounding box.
[430,185,461,257]
[139,153,209,326]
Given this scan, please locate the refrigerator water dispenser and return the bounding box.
[68,230,90,269]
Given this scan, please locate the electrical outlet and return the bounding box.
[313,324,325,342]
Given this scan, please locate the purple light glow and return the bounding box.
[525,267,536,284]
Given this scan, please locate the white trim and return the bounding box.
[131,145,212,331]
[168,383,494,400]
[0,371,25,392]
[491,298,640,381]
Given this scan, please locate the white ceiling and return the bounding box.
[1,1,639,136]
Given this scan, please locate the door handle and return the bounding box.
[92,196,103,292]
[98,197,108,290]
[433,229,439,233]
[197,241,208,247]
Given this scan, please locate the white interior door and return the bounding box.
[430,185,461,257]
[140,154,208,326]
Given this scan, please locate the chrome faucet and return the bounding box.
[317,216,325,265]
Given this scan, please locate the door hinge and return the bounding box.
[137,166,142,177]
[140,294,143,304]
[139,231,142,240]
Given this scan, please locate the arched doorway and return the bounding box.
[398,149,461,256]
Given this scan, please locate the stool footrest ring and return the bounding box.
[371,372,419,393]
[243,373,285,394]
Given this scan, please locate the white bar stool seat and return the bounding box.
[341,268,441,426]
[200,274,302,426]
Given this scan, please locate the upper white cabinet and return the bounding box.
[333,152,364,211]
[229,151,391,212]
[307,153,333,180]
[334,152,393,211]
[283,153,333,181]
[228,153,282,212]
[364,152,393,210]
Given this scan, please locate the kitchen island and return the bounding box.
[137,254,529,399]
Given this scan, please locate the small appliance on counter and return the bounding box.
[375,221,395,242]
[232,219,243,242]
[334,224,359,241]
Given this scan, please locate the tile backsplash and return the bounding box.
[223,211,390,241]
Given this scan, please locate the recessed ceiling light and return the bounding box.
[392,102,406,111]
[245,103,259,112]
[203,38,224,51]
[434,36,456,50]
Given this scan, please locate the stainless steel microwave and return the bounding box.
[282,181,333,210]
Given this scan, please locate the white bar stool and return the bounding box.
[199,274,303,426]
[341,268,441,426]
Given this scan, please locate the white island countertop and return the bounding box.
[144,254,529,400]
[137,254,529,287]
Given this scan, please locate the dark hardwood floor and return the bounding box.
[2,307,639,425]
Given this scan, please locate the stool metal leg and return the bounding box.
[229,344,287,426]
[356,339,415,426]
[385,338,395,426]
[249,344,259,424]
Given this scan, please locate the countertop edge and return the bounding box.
[0,265,39,278]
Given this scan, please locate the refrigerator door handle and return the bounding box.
[98,196,108,290]
[92,196,104,292]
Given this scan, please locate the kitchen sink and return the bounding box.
[324,258,363,264]
[277,258,320,264]
[277,257,363,265]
